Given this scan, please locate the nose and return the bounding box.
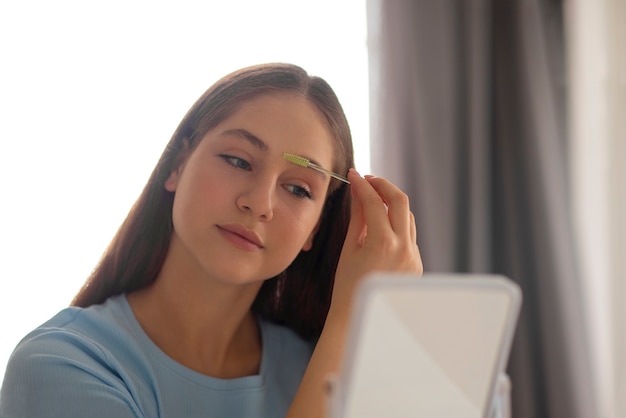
[236,176,275,222]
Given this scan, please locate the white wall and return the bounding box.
[0,0,370,382]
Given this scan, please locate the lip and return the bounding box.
[217,224,265,250]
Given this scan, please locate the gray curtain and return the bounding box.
[367,1,597,417]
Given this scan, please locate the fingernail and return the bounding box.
[364,174,376,179]
[349,168,361,178]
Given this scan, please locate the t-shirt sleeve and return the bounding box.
[0,329,144,418]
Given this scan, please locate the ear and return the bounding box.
[164,139,190,192]
[301,221,321,252]
[164,169,180,192]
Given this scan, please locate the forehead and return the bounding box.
[213,92,335,165]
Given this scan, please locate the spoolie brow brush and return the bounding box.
[282,153,350,184]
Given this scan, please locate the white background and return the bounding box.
[0,0,370,381]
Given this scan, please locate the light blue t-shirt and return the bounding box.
[0,295,315,417]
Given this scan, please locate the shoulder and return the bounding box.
[8,297,124,362]
[252,319,316,414]
[260,318,315,360]
[8,295,134,366]
[0,296,145,417]
[258,318,315,398]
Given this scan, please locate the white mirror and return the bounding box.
[328,273,522,418]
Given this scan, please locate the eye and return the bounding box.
[285,184,313,200]
[219,154,251,171]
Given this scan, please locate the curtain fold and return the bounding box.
[367,1,597,417]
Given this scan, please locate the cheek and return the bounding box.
[279,205,322,243]
[171,172,231,226]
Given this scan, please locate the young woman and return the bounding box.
[0,63,422,417]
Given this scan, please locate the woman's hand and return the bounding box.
[330,169,423,318]
[287,170,422,418]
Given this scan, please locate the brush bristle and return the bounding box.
[282,153,310,168]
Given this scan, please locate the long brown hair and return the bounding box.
[72,63,354,340]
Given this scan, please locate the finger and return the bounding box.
[408,212,424,274]
[349,171,393,242]
[409,210,417,244]
[364,176,411,239]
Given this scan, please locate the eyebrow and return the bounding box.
[220,128,269,152]
[220,128,328,179]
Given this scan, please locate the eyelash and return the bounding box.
[220,154,251,171]
[286,184,313,200]
[218,154,313,200]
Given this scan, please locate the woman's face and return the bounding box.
[164,92,335,286]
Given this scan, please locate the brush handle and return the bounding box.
[309,163,350,184]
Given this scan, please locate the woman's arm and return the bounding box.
[287,169,423,418]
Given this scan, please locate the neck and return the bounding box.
[127,238,264,378]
